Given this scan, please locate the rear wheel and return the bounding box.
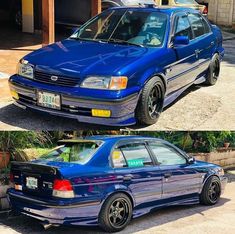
[200,176,221,205]
[98,193,132,232]
[136,76,165,125]
[205,53,220,86]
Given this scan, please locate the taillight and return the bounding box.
[203,6,208,15]
[52,179,74,198]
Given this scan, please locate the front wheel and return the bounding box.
[205,53,220,86]
[200,176,221,205]
[136,76,165,125]
[98,193,133,232]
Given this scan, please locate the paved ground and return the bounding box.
[0,28,234,130]
[0,173,235,234]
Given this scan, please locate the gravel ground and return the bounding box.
[0,38,234,130]
[0,175,235,234]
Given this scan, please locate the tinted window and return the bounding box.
[112,143,153,168]
[174,14,193,39]
[201,16,211,33]
[188,13,206,38]
[40,142,101,165]
[149,142,187,166]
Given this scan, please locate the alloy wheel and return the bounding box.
[108,198,130,228]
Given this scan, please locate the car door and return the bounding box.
[111,141,162,207]
[166,12,199,94]
[188,13,216,76]
[148,141,201,200]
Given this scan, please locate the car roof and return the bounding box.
[58,135,166,145]
[109,5,199,15]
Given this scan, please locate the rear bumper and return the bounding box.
[9,75,140,126]
[7,189,101,226]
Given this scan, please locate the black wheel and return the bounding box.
[200,176,221,205]
[136,76,165,125]
[205,53,220,85]
[99,193,133,232]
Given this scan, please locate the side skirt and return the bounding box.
[163,76,206,108]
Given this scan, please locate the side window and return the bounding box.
[112,143,153,168]
[188,13,206,38]
[174,14,193,40]
[201,17,211,34]
[149,142,187,166]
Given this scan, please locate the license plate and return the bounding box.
[26,177,38,190]
[37,91,61,110]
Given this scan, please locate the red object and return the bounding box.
[203,6,208,15]
[53,179,73,191]
[10,172,14,183]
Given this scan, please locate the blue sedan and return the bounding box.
[8,136,227,232]
[9,6,224,126]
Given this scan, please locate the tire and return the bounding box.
[205,53,220,86]
[200,176,221,205]
[136,76,165,125]
[98,193,133,233]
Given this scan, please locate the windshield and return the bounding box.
[71,9,168,47]
[40,141,102,165]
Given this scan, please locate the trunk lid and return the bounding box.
[11,161,63,198]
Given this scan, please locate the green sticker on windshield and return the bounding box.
[127,159,144,168]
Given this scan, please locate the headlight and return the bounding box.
[17,59,34,79]
[81,76,128,90]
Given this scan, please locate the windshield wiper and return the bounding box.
[108,38,144,47]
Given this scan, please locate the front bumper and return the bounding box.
[7,189,101,226]
[9,75,140,126]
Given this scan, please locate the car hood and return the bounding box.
[24,39,159,77]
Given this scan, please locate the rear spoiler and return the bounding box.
[11,161,59,176]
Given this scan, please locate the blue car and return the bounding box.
[8,136,227,232]
[9,5,224,126]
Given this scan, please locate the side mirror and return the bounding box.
[173,35,190,46]
[188,157,195,164]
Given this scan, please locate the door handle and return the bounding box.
[164,173,172,178]
[211,41,215,46]
[123,174,133,181]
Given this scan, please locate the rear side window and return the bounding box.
[149,142,187,166]
[188,13,208,38]
[112,143,153,168]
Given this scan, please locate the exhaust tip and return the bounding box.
[41,222,53,230]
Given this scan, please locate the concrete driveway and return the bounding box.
[0,31,234,130]
[0,175,235,234]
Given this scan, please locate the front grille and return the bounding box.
[34,71,80,87]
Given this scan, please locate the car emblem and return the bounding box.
[51,75,58,81]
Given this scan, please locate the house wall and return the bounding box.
[207,0,235,26]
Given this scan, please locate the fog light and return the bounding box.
[92,109,111,118]
[11,90,19,100]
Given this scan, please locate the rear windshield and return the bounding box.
[40,141,102,165]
